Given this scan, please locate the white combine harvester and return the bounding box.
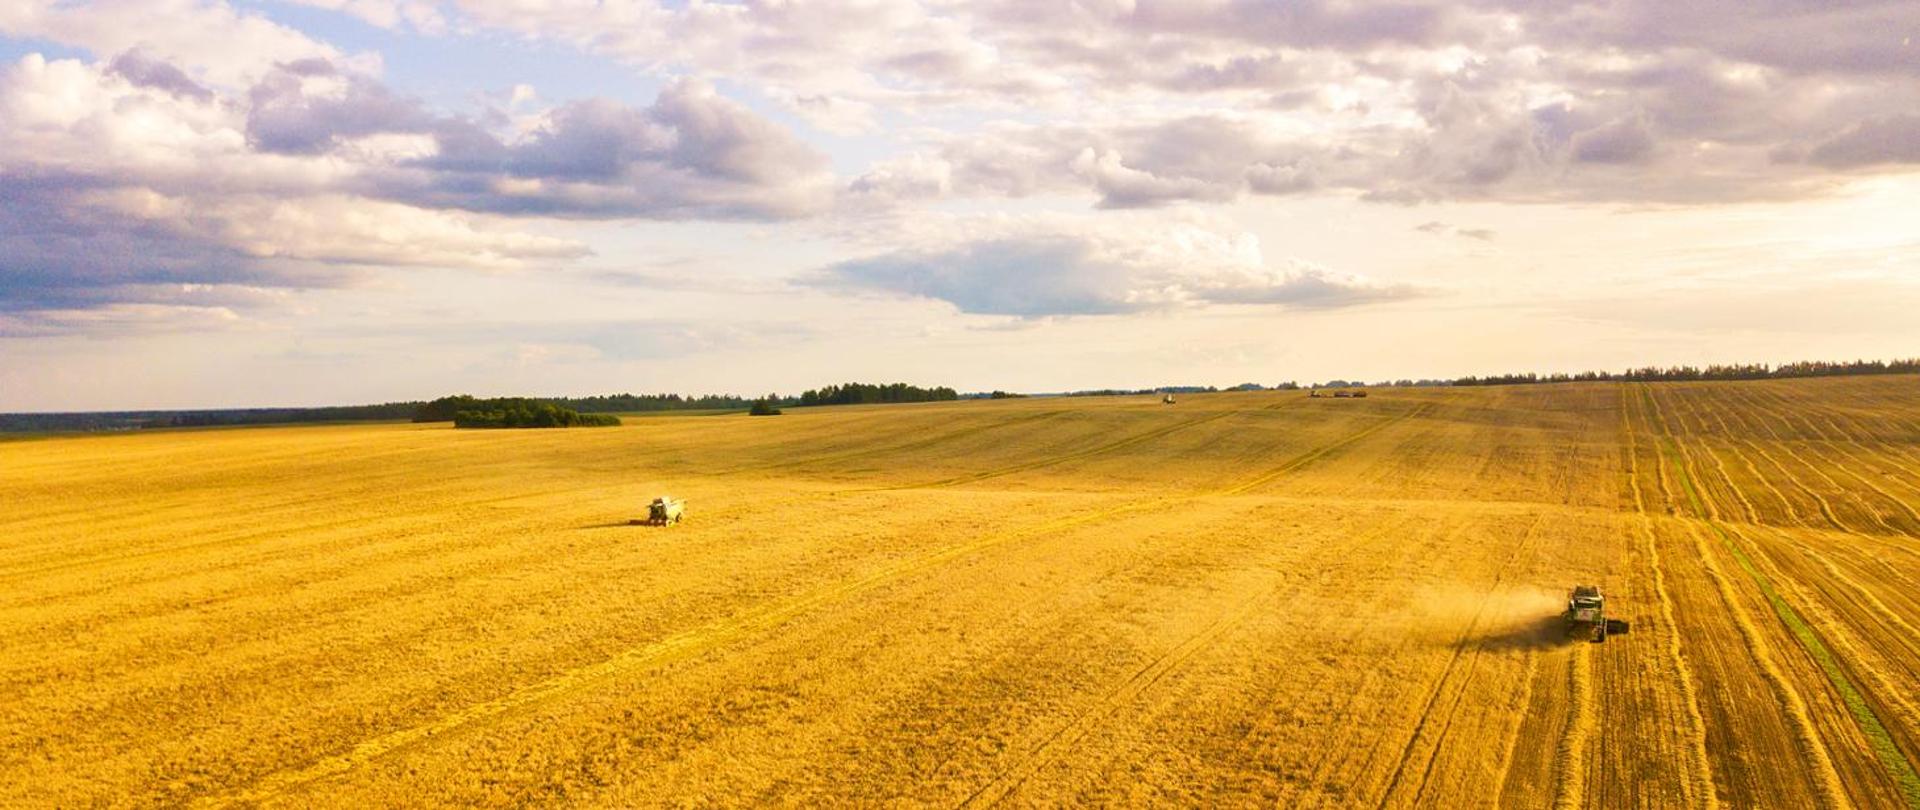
[635,496,685,526]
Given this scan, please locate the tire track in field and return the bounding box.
[1739,437,1856,530]
[199,402,1431,807]
[968,509,1439,808]
[1215,404,1434,497]
[1295,519,1481,808]
[1803,440,1920,531]
[866,409,1242,491]
[720,409,1068,476]
[1790,541,1920,651]
[1715,390,1920,561]
[1692,389,1851,531]
[1552,642,1597,810]
[1667,389,1763,526]
[1735,524,1920,766]
[1381,517,1547,810]
[955,597,1262,808]
[1718,437,1813,527]
[1723,386,1900,535]
[953,406,1437,807]
[1742,384,1849,444]
[1649,390,1847,806]
[1828,440,1920,516]
[1489,642,1544,805]
[1622,387,1717,809]
[1679,516,1849,810]
[1648,386,1920,810]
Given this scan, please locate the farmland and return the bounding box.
[3,377,1919,807]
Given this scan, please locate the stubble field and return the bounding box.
[3,377,1919,807]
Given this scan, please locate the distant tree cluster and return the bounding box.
[795,382,958,406]
[439,397,620,429]
[749,399,783,416]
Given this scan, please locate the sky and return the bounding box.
[2,1,1918,410]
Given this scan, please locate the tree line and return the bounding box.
[420,396,620,429]
[9,360,1917,434]
[1452,358,1920,387]
[0,402,420,433]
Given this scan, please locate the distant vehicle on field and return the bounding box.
[1566,585,1630,642]
[636,496,685,526]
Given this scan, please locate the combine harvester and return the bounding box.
[634,496,686,526]
[1566,585,1630,642]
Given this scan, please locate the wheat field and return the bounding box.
[3,377,1919,807]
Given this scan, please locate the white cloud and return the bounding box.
[283,0,448,33]
[428,0,1920,208]
[812,217,1416,317]
[0,0,359,87]
[0,52,587,327]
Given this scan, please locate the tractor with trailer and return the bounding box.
[1566,585,1630,642]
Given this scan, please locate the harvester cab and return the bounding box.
[1566,585,1630,642]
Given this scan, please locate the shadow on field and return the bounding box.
[579,521,642,530]
[1469,614,1582,652]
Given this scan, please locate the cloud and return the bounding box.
[245,58,437,155]
[434,0,1920,208]
[811,221,1415,317]
[391,79,834,219]
[0,302,249,338]
[0,180,585,320]
[106,49,213,102]
[0,48,833,331]
[1415,221,1495,241]
[0,53,591,330]
[1570,117,1657,165]
[1806,115,1920,168]
[0,0,355,87]
[284,0,447,33]
[1071,147,1240,208]
[1094,1,1462,49]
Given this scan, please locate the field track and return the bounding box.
[3,377,1919,806]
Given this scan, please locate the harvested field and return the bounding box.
[3,377,1919,807]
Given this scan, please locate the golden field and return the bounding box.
[3,377,1919,807]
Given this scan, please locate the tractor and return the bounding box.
[1566,585,1630,642]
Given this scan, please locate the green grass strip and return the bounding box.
[1645,391,1920,809]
